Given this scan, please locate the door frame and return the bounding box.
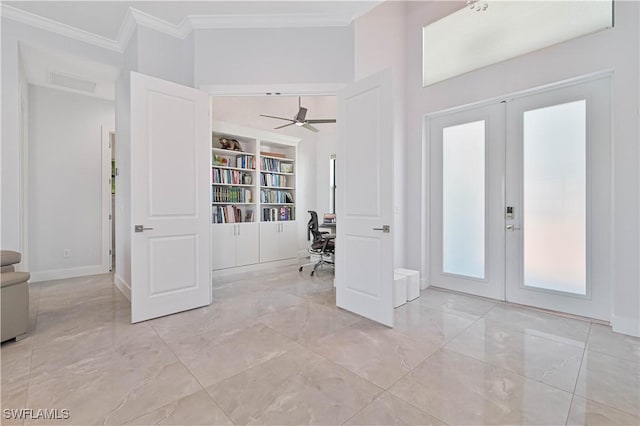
[422,70,614,319]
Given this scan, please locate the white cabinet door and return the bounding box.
[259,222,280,263]
[279,221,298,260]
[236,223,259,267]
[211,224,236,270]
[336,69,394,327]
[130,71,211,323]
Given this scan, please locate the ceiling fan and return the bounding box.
[260,97,336,133]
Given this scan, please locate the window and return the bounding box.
[329,155,336,214]
[422,1,613,86]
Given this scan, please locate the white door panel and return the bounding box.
[429,103,506,300]
[212,224,236,270]
[505,77,611,320]
[259,222,280,263]
[336,69,394,327]
[236,223,259,266]
[279,221,298,260]
[131,72,211,323]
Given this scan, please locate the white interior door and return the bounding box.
[505,77,611,320]
[130,71,211,323]
[429,103,506,300]
[336,69,394,327]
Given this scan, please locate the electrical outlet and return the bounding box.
[63,249,71,258]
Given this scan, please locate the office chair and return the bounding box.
[298,211,335,276]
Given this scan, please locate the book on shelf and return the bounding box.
[262,206,294,222]
[235,155,255,170]
[260,173,288,187]
[212,206,254,224]
[260,189,292,204]
[260,151,286,158]
[212,186,252,203]
[260,157,293,173]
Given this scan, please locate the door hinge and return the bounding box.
[109,249,112,255]
[109,214,112,220]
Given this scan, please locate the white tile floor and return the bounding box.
[1,268,638,425]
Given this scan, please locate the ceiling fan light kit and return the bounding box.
[260,96,336,133]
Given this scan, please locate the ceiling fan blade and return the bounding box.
[260,114,295,123]
[302,123,319,133]
[306,119,336,124]
[274,123,296,130]
[296,107,307,122]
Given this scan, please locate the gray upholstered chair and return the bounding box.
[1,250,30,342]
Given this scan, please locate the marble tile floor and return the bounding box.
[1,269,638,425]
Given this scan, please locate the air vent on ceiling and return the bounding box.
[49,72,97,93]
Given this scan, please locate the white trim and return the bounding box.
[19,55,30,273]
[189,13,349,29]
[201,83,345,96]
[611,314,640,337]
[2,5,360,54]
[212,258,298,279]
[114,8,137,52]
[1,4,121,52]
[128,7,191,40]
[114,273,131,301]
[30,265,109,283]
[213,120,301,146]
[101,126,113,273]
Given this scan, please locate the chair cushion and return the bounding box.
[311,239,335,251]
[1,271,30,288]
[1,251,21,267]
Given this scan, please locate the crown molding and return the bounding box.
[1,4,121,52]
[188,13,350,30]
[2,4,357,54]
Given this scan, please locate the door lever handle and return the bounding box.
[135,225,154,232]
[373,225,390,233]
[506,224,521,232]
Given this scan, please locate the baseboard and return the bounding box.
[29,265,109,283]
[212,258,299,279]
[114,274,131,301]
[611,314,640,337]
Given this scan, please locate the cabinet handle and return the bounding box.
[237,224,241,236]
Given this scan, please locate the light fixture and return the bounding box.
[467,0,488,12]
[294,122,304,127]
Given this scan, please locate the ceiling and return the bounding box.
[8,1,381,101]
[4,1,381,40]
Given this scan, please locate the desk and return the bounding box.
[319,222,336,233]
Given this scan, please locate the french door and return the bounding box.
[429,76,611,320]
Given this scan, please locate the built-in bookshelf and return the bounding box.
[211,133,257,224]
[210,121,300,272]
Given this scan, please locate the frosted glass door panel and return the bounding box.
[442,120,485,279]
[523,100,586,295]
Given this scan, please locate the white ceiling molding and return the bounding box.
[1,4,121,52]
[188,13,349,30]
[200,83,346,96]
[128,8,192,40]
[2,4,360,54]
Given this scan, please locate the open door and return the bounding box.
[336,69,394,327]
[130,72,211,323]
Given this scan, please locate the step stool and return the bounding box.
[395,268,420,301]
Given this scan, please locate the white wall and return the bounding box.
[210,95,337,253]
[354,1,408,268]
[27,85,114,280]
[194,26,354,87]
[404,1,640,335]
[1,17,122,256]
[137,26,194,87]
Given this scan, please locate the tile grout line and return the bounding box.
[565,322,592,425]
[146,322,237,425]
